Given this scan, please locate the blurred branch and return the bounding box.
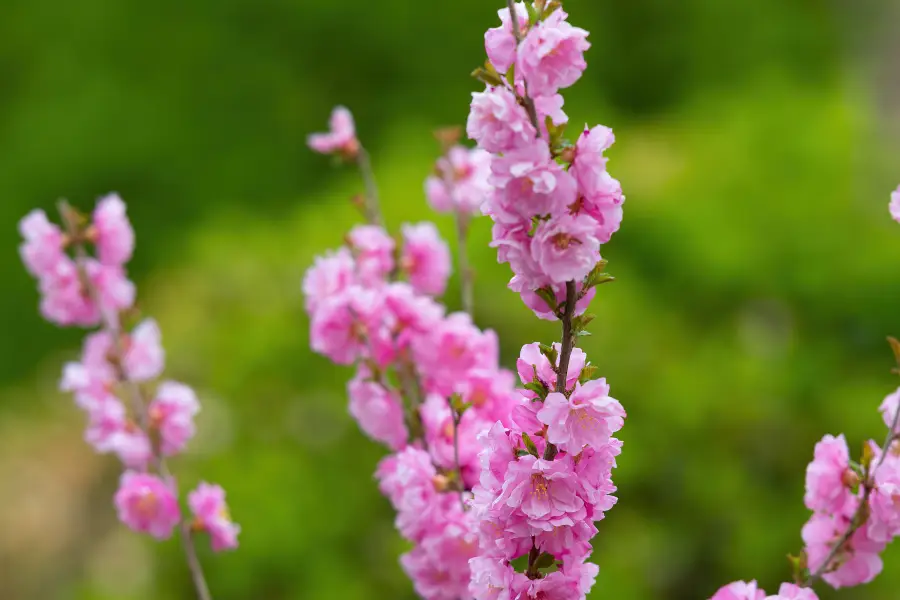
[355,147,383,227]
[58,201,214,600]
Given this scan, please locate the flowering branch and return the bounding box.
[19,195,238,600]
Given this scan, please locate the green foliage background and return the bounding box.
[3,0,900,598]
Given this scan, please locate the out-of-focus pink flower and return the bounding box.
[710,581,766,600]
[401,222,451,296]
[18,209,65,279]
[347,224,395,286]
[890,185,900,224]
[149,381,200,456]
[189,482,240,552]
[308,106,359,157]
[765,583,818,600]
[302,247,357,315]
[124,319,165,382]
[348,368,408,450]
[879,386,900,434]
[114,471,181,540]
[425,146,492,215]
[92,193,135,267]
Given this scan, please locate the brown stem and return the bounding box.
[58,201,214,600]
[456,213,474,316]
[803,398,900,587]
[542,281,576,461]
[355,147,383,227]
[450,403,467,511]
[525,541,541,579]
[505,0,542,134]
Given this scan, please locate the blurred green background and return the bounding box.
[3,0,900,598]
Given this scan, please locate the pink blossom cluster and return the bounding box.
[466,3,624,317]
[304,188,523,596]
[308,105,360,158]
[798,388,900,589]
[18,198,238,553]
[465,343,624,600]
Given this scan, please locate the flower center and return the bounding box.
[135,489,159,518]
[531,473,550,500]
[551,232,581,250]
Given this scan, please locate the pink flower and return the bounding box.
[18,209,65,279]
[490,224,546,291]
[766,583,819,600]
[575,442,621,514]
[384,282,446,344]
[347,224,395,286]
[890,185,900,224]
[188,482,240,552]
[124,319,165,382]
[537,378,625,453]
[486,142,576,225]
[710,581,766,600]
[83,398,127,453]
[517,567,590,600]
[570,126,614,198]
[484,3,528,74]
[85,259,136,315]
[425,146,492,215]
[310,286,392,366]
[149,381,200,456]
[348,369,408,450]
[802,512,885,588]
[475,421,517,494]
[531,214,601,284]
[867,455,900,542]
[467,87,536,153]
[455,368,518,426]
[92,193,135,267]
[401,222,451,296]
[879,387,900,434]
[114,471,181,540]
[109,426,153,469]
[307,106,359,157]
[516,342,587,395]
[804,434,854,514]
[516,9,590,97]
[412,312,499,396]
[468,556,524,600]
[400,518,478,600]
[37,257,102,326]
[60,330,117,410]
[497,455,585,526]
[302,247,356,314]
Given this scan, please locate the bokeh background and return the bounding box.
[3,0,900,598]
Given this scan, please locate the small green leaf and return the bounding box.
[525,2,539,24]
[543,1,562,18]
[538,343,559,366]
[572,313,596,333]
[578,364,599,384]
[524,382,548,401]
[515,449,532,458]
[522,433,540,457]
[471,60,504,87]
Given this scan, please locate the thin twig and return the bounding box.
[450,404,467,511]
[456,213,474,316]
[505,0,542,133]
[58,201,213,600]
[355,147,383,227]
[803,392,900,587]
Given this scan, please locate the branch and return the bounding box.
[505,0,542,133]
[58,201,213,600]
[456,213,475,316]
[355,147,384,227]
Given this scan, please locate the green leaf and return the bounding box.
[525,2,539,24]
[524,381,548,401]
[538,343,559,366]
[521,433,540,457]
[471,60,504,87]
[546,116,568,152]
[578,364,599,384]
[515,449,532,458]
[572,313,596,333]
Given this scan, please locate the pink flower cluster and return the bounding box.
[307,105,360,158]
[466,344,624,600]
[798,388,900,589]
[18,198,238,552]
[19,194,135,326]
[304,167,521,596]
[467,3,624,316]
